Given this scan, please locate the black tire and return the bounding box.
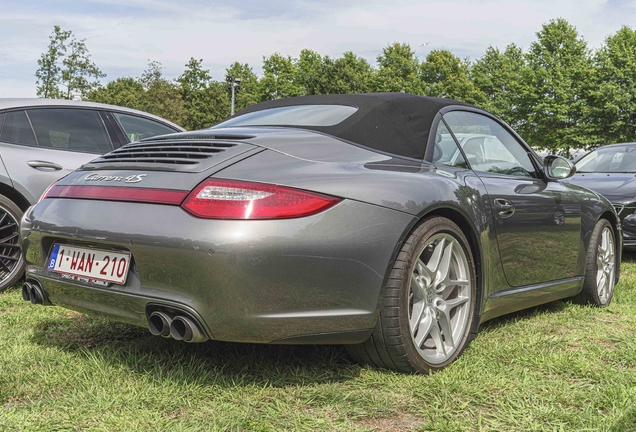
[573,218,616,307]
[0,195,25,292]
[346,217,478,373]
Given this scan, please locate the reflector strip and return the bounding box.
[45,185,189,205]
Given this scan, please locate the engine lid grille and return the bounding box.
[91,139,240,166]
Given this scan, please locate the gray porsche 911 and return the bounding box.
[20,93,621,373]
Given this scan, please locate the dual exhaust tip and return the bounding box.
[148,311,208,343]
[22,282,206,343]
[22,281,46,305]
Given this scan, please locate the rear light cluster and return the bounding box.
[41,179,341,220]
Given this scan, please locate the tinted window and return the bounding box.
[576,145,636,173]
[0,113,4,135]
[0,111,37,145]
[444,111,535,178]
[113,113,178,142]
[28,109,112,153]
[215,105,358,128]
[432,121,468,169]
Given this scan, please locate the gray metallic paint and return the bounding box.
[23,198,414,343]
[20,115,622,344]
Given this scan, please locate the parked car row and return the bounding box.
[14,93,622,373]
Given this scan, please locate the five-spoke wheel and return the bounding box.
[347,217,477,373]
[408,233,472,365]
[575,218,616,306]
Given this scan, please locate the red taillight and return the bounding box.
[44,185,189,205]
[181,179,341,220]
[38,181,59,203]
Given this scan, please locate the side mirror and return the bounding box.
[544,155,576,180]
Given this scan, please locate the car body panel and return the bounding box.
[22,197,415,343]
[0,153,12,189]
[476,173,581,287]
[19,94,621,346]
[1,143,100,203]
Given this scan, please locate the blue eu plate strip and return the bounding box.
[48,244,60,270]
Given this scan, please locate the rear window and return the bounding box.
[113,112,178,142]
[215,105,357,128]
[28,108,112,153]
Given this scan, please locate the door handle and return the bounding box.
[494,198,515,218]
[28,160,63,171]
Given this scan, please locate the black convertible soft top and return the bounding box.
[230,93,473,160]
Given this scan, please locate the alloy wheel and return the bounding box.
[0,204,22,287]
[408,233,472,365]
[596,226,615,304]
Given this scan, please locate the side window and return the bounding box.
[112,113,177,142]
[443,111,535,178]
[27,109,112,154]
[0,111,37,146]
[432,121,468,169]
[0,113,5,134]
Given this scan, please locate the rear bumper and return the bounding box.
[21,198,414,344]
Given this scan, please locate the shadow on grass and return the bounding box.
[30,314,361,388]
[622,249,636,264]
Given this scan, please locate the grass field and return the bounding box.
[1,255,636,431]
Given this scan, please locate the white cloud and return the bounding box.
[1,0,635,98]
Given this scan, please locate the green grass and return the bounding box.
[2,257,636,431]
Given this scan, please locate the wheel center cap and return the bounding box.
[426,285,435,303]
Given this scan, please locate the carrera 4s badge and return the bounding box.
[84,174,147,183]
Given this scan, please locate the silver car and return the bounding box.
[1,99,183,291]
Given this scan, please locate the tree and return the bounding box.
[259,53,304,100]
[61,36,106,99]
[177,58,230,129]
[139,61,186,126]
[471,44,527,128]
[35,26,105,100]
[585,26,636,146]
[225,62,260,112]
[35,26,71,98]
[419,49,483,104]
[521,18,593,154]
[322,52,375,94]
[375,43,421,94]
[87,77,145,110]
[296,49,326,95]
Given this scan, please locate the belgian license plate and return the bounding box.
[47,244,131,285]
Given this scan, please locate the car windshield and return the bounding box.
[576,145,636,173]
[214,105,357,128]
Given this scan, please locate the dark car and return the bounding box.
[0,99,184,291]
[565,143,636,248]
[20,94,620,373]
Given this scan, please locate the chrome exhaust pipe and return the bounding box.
[148,311,173,338]
[169,316,209,343]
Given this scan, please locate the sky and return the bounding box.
[1,0,636,98]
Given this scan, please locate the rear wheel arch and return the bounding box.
[348,211,481,372]
[372,205,484,333]
[0,183,31,212]
[421,207,484,322]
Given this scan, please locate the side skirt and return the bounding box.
[479,276,584,323]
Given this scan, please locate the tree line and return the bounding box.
[35,19,636,155]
